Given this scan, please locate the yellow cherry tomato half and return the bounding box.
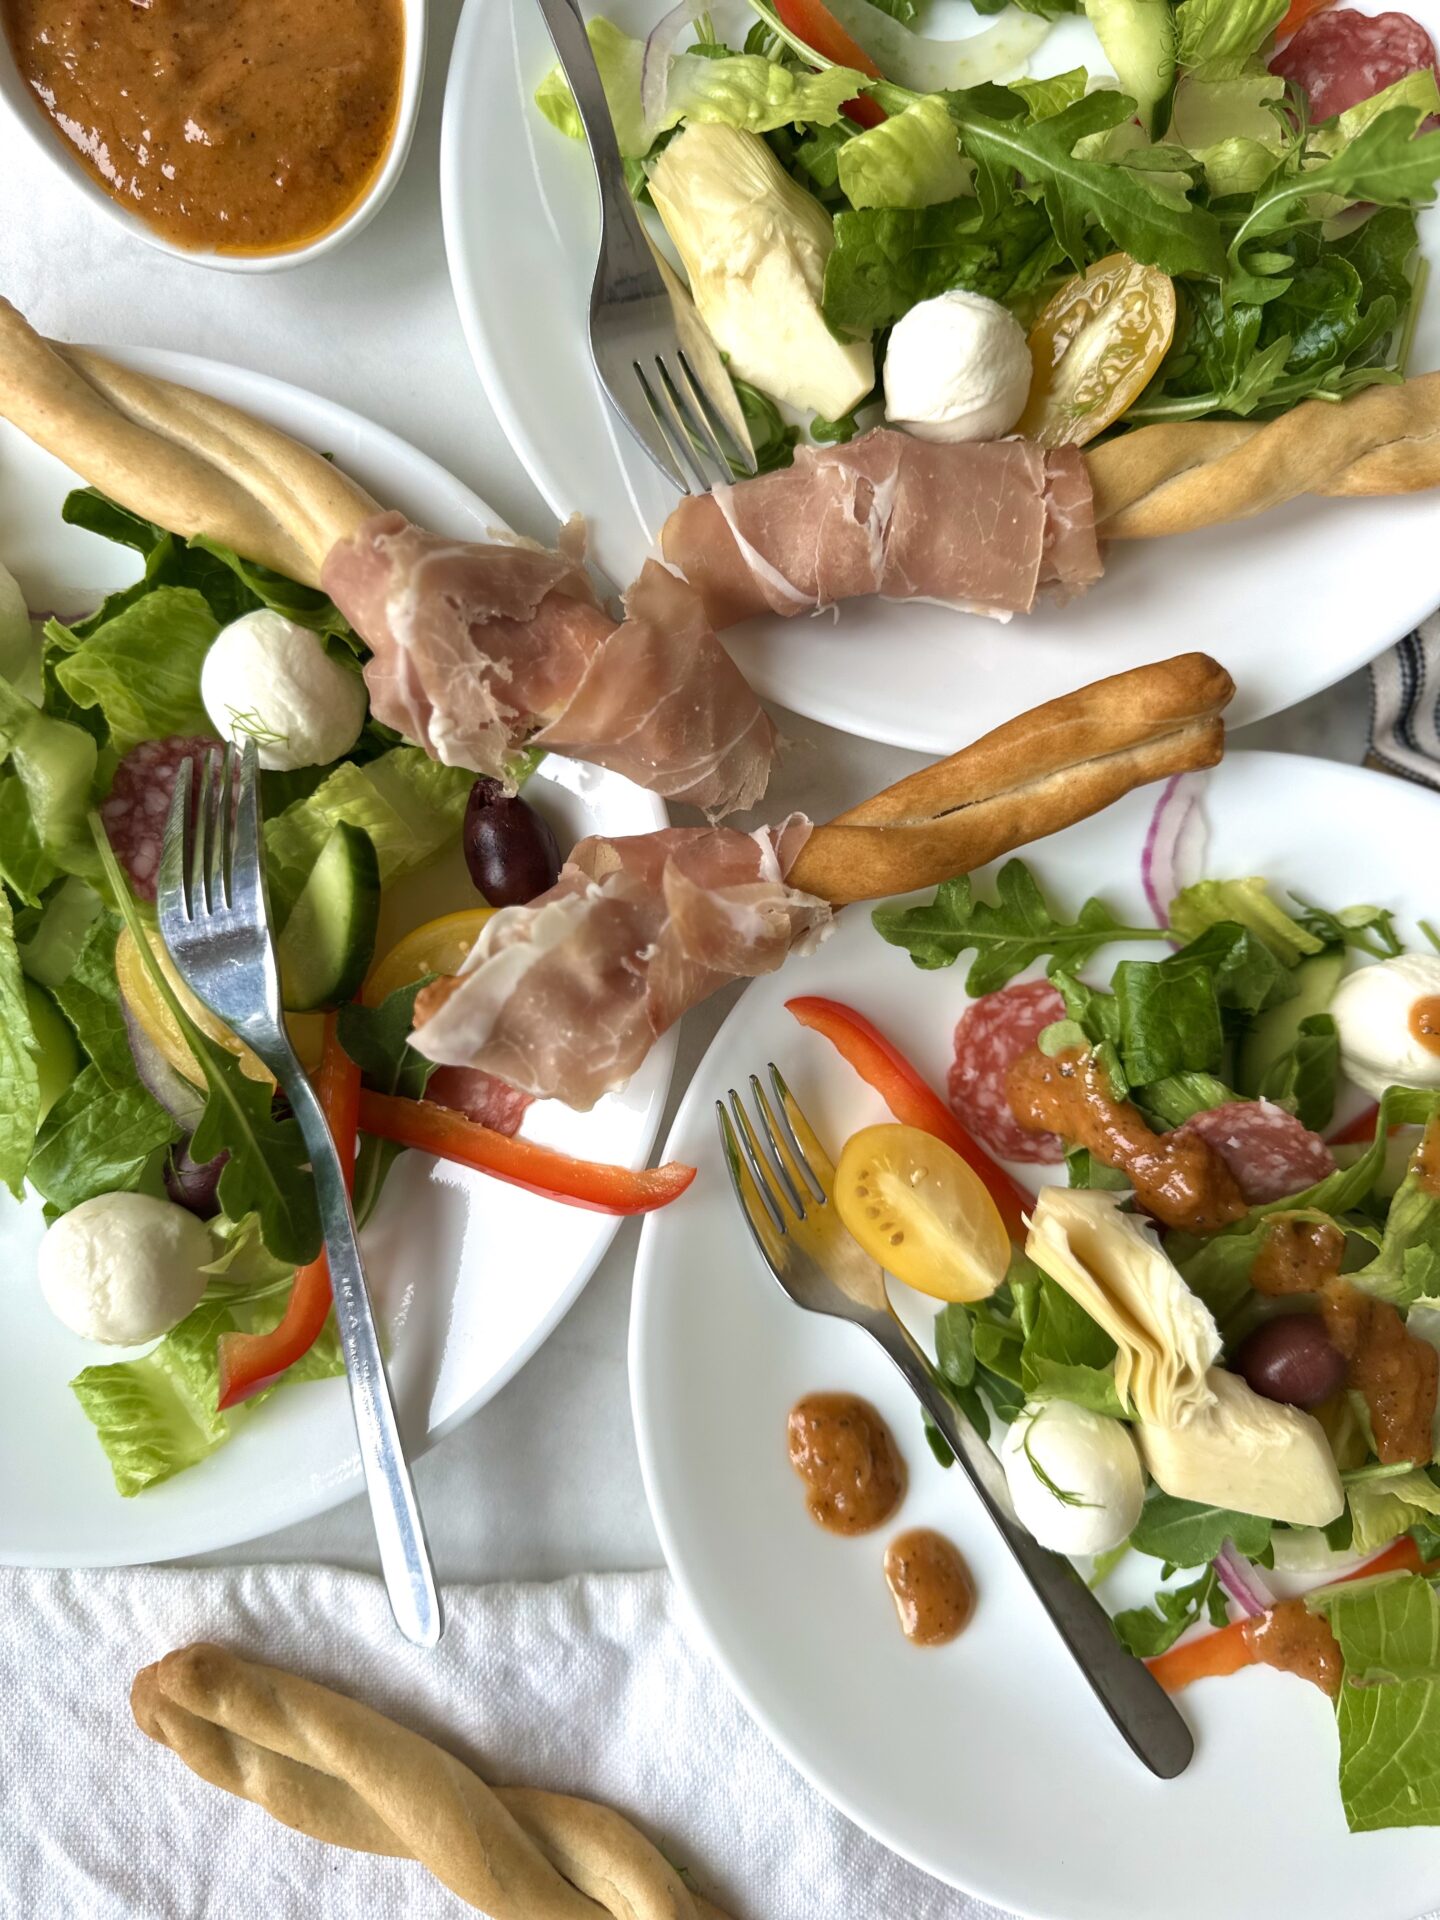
[834,1123,1011,1304]
[1017,253,1176,449]
[116,925,324,1087]
[363,907,495,1006]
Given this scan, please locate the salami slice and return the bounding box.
[1174,1100,1337,1204]
[425,1066,534,1138]
[1271,9,1438,124]
[99,736,222,901]
[949,980,1067,1164]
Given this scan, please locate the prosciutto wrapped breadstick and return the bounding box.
[662,429,1102,628]
[133,1644,730,1920]
[0,299,774,816]
[410,654,1233,1109]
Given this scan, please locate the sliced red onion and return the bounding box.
[120,991,206,1132]
[1212,1539,1275,1618]
[640,0,708,150]
[1141,770,1210,931]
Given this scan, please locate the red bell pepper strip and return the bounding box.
[1274,0,1335,44]
[786,994,1034,1243]
[1146,1535,1428,1694]
[216,1015,361,1411]
[356,1092,697,1215]
[772,0,886,126]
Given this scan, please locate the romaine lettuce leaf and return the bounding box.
[263,747,475,927]
[52,585,215,755]
[1012,67,1089,119]
[536,17,867,159]
[1350,1118,1440,1305]
[51,913,136,1090]
[0,888,40,1199]
[836,94,974,209]
[1308,1574,1440,1831]
[0,674,100,882]
[70,1282,344,1497]
[1347,1471,1440,1556]
[27,1062,177,1210]
[1174,0,1287,81]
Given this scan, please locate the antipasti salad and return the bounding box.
[0,492,692,1501]
[792,803,1440,1832]
[537,0,1440,461]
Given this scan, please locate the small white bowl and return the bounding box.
[0,0,426,273]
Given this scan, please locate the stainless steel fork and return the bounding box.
[157,743,442,1649]
[532,0,757,493]
[719,1066,1194,1779]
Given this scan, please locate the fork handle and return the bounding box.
[532,0,658,297]
[870,1316,1194,1780]
[288,1070,444,1650]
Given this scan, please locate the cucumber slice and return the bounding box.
[1237,948,1348,1098]
[24,978,80,1121]
[1084,0,1178,131]
[277,822,380,1012]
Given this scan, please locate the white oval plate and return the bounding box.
[441,0,1440,754]
[631,752,1440,1920]
[0,348,675,1567]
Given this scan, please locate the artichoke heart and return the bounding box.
[1139,1368,1345,1528]
[1025,1187,1220,1428]
[649,123,874,422]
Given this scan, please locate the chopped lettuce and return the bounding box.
[51,585,215,755]
[535,17,867,159]
[1350,1119,1440,1306]
[71,1277,344,1497]
[1347,1472,1440,1556]
[0,674,100,885]
[0,888,40,1198]
[27,1063,176,1210]
[836,95,974,210]
[263,747,475,927]
[1309,1575,1440,1831]
[1168,877,1323,966]
[1011,66,1089,119]
[1173,0,1287,82]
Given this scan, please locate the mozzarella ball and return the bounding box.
[884,291,1033,444]
[201,610,367,771]
[39,1192,212,1346]
[1000,1398,1144,1556]
[1330,952,1440,1102]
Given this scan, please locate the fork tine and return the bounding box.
[161,754,196,922]
[190,747,218,916]
[215,741,237,910]
[676,350,751,480]
[631,363,694,496]
[717,1101,787,1267]
[730,1087,808,1229]
[231,740,266,924]
[646,360,711,493]
[767,1065,829,1205]
[747,1073,810,1218]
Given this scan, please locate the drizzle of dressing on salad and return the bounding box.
[787,1394,906,1536]
[1251,1218,1347,1297]
[1411,996,1440,1057]
[1,0,403,254]
[1242,1599,1342,1697]
[1005,1046,1248,1234]
[883,1529,975,1646]
[1415,1115,1440,1198]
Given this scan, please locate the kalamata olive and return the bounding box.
[164,1141,228,1219]
[1229,1314,1347,1409]
[462,776,562,907]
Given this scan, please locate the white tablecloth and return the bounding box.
[0,7,1374,1908]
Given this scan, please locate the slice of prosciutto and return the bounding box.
[409,818,831,1110]
[322,514,775,817]
[660,430,1103,628]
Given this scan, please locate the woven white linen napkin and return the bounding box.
[1370,614,1440,787]
[0,1563,1001,1920]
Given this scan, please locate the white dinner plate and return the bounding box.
[0,348,675,1567]
[630,752,1440,1920]
[441,0,1440,754]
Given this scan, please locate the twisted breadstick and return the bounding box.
[1089,372,1440,538]
[133,1645,731,1920]
[0,299,375,586]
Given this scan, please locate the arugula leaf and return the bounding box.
[730,376,801,474]
[27,1064,176,1209]
[1129,1489,1273,1567]
[873,858,1164,993]
[0,888,40,1198]
[824,195,1060,335]
[1114,957,1224,1085]
[1175,0,1287,81]
[1308,1575,1440,1832]
[1290,895,1406,961]
[1256,1012,1340,1134]
[859,0,915,23]
[51,587,216,753]
[338,980,437,1227]
[1020,1274,1126,1419]
[1169,920,1294,1016]
[948,91,1228,277]
[932,1299,992,1442]
[1112,1565,1228,1658]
